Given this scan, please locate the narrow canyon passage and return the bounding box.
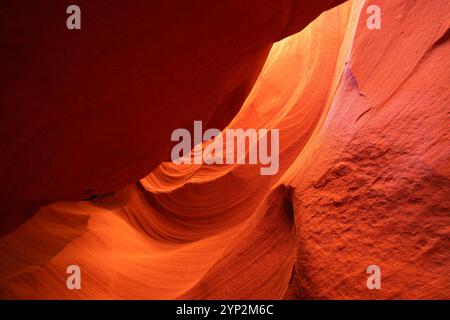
[0,0,449,300]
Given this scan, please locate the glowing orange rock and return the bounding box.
[1,0,448,300]
[0,0,346,235]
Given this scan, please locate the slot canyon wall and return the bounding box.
[0,0,449,299]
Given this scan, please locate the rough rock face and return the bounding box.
[285,0,450,299]
[0,0,449,299]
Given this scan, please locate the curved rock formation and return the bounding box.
[0,0,345,235]
[0,0,449,299]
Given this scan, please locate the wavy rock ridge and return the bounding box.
[0,0,449,299]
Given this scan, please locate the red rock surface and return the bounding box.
[0,0,345,236]
[0,0,449,299]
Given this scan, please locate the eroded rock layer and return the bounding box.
[0,0,449,299]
